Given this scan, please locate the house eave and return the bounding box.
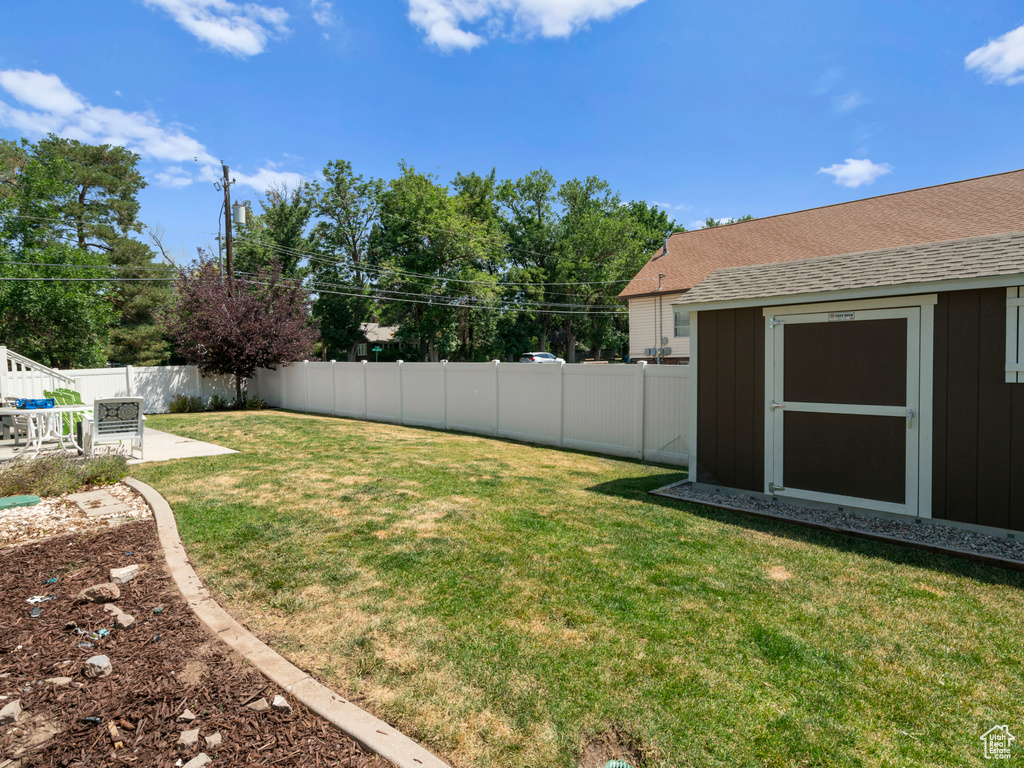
[670,272,1024,314]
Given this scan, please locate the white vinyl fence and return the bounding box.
[1,347,236,414]
[251,361,690,465]
[59,366,237,414]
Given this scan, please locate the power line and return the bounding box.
[234,234,647,289]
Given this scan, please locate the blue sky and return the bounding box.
[1,1,1023,259]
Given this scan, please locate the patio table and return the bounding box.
[0,405,92,459]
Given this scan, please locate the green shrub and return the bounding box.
[0,453,128,498]
[0,453,82,498]
[207,394,229,412]
[81,453,129,486]
[244,396,268,411]
[168,394,204,413]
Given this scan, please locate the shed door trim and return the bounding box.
[763,299,934,518]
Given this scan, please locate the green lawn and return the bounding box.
[134,411,1024,768]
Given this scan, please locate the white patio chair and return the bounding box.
[82,397,144,460]
[2,396,31,446]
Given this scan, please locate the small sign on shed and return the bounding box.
[828,311,855,322]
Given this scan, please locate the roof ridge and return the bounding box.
[702,229,1024,278]
[663,167,1024,241]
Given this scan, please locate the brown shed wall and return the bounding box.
[933,288,1024,531]
[696,308,765,491]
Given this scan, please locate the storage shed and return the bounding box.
[676,231,1024,534]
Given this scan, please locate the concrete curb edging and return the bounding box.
[651,481,1024,573]
[126,478,450,768]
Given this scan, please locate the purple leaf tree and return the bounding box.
[165,256,319,404]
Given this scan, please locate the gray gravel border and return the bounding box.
[653,481,1024,572]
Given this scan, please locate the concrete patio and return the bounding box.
[0,427,237,464]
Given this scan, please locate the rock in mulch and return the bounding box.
[246,697,270,713]
[75,582,120,604]
[0,699,21,724]
[271,694,292,715]
[177,727,201,751]
[110,564,140,584]
[178,707,198,722]
[182,753,213,768]
[83,655,112,678]
[205,731,223,747]
[0,520,390,767]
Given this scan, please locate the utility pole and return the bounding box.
[221,164,235,296]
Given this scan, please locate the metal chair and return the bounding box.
[82,398,144,460]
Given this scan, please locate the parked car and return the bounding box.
[519,352,565,363]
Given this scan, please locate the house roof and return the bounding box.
[359,322,398,343]
[619,168,1024,299]
[672,231,1024,309]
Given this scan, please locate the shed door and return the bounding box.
[766,307,921,516]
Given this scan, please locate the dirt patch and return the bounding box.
[767,565,793,581]
[0,520,391,767]
[579,726,645,768]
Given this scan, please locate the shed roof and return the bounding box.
[619,168,1024,299]
[673,230,1024,309]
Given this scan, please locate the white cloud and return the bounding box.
[407,0,648,52]
[651,201,692,212]
[0,69,302,193]
[966,24,1024,85]
[310,0,335,27]
[0,70,85,115]
[833,91,866,113]
[141,0,289,57]
[154,165,195,187]
[818,158,893,188]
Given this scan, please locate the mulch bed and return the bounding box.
[0,519,392,767]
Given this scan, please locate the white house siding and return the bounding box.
[628,294,690,361]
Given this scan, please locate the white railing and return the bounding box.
[251,361,690,465]
[0,346,77,401]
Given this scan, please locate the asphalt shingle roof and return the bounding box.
[673,231,1024,308]
[619,169,1024,299]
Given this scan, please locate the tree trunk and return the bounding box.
[564,322,577,364]
[540,316,550,352]
[235,374,244,405]
[347,341,359,362]
[428,340,439,363]
[595,346,603,362]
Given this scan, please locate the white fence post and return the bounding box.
[193,366,202,401]
[441,361,448,429]
[636,361,647,460]
[304,361,310,413]
[397,360,404,424]
[361,361,368,418]
[558,361,565,447]
[493,360,500,436]
[125,365,135,397]
[331,360,337,415]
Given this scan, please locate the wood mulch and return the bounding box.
[0,519,392,767]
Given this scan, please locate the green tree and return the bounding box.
[371,163,502,362]
[233,184,313,278]
[309,161,383,360]
[0,139,114,368]
[551,176,641,363]
[30,135,171,366]
[496,169,560,353]
[703,214,754,228]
